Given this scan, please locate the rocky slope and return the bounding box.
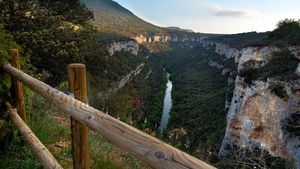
[106,40,139,56]
[219,46,300,167]
[97,63,145,99]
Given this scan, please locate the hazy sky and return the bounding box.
[113,0,300,34]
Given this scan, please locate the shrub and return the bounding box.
[269,84,288,100]
[0,25,20,145]
[285,112,300,136]
[239,48,298,84]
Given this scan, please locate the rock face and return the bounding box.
[201,41,240,59]
[97,63,145,98]
[237,47,279,71]
[106,40,139,56]
[133,34,207,44]
[219,46,300,168]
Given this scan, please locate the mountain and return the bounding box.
[81,0,165,36]
[167,26,194,33]
[82,0,219,42]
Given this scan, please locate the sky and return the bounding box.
[113,0,300,34]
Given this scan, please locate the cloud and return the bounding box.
[208,5,263,18]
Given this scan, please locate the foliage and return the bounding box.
[0,89,150,169]
[0,25,20,144]
[160,43,229,162]
[0,0,101,85]
[207,32,264,50]
[0,25,19,103]
[269,83,289,100]
[285,112,300,137]
[239,48,298,84]
[264,19,300,46]
[209,19,300,49]
[82,0,165,37]
[216,147,295,169]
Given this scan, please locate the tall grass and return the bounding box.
[0,87,149,169]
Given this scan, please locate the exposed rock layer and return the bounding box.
[220,46,300,168]
[106,40,139,56]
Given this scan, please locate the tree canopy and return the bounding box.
[0,0,104,85]
[264,19,300,45]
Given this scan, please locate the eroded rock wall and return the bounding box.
[219,46,300,168]
[133,34,206,44]
[106,40,139,56]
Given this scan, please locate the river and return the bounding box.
[159,72,173,131]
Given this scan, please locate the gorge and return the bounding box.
[0,0,299,168]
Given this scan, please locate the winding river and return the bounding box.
[159,73,173,131]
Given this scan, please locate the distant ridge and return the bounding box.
[81,0,165,36]
[167,27,194,33]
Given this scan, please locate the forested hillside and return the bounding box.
[82,0,165,36]
[0,0,164,168]
[0,0,299,168]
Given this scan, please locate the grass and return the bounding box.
[0,87,150,169]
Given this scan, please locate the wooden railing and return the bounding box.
[2,49,216,169]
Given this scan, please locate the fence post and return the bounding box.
[68,63,89,169]
[9,49,26,122]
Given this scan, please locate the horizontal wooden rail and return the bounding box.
[5,102,63,169]
[2,64,216,169]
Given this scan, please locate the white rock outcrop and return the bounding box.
[107,40,139,56]
[133,34,205,44]
[220,46,300,168]
[201,41,240,59]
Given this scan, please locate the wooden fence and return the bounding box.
[2,49,216,169]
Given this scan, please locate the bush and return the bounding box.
[0,25,19,144]
[264,19,300,46]
[239,48,298,84]
[285,112,300,136]
[269,84,288,100]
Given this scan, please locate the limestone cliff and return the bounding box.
[201,41,240,59]
[133,34,207,44]
[219,46,300,168]
[106,40,139,56]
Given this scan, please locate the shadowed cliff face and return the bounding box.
[219,46,300,167]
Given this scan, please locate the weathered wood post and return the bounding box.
[9,49,26,122]
[68,63,89,169]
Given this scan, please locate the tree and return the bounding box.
[0,0,100,85]
[265,19,300,45]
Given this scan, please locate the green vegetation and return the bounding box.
[285,112,300,137]
[263,19,300,46]
[0,0,99,85]
[239,48,298,84]
[0,88,150,169]
[216,147,295,169]
[0,26,20,145]
[82,0,165,37]
[208,19,300,49]
[0,0,298,167]
[159,43,231,163]
[269,83,289,100]
[208,32,264,50]
[0,26,19,104]
[0,1,161,168]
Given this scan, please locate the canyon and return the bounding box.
[105,36,300,167]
